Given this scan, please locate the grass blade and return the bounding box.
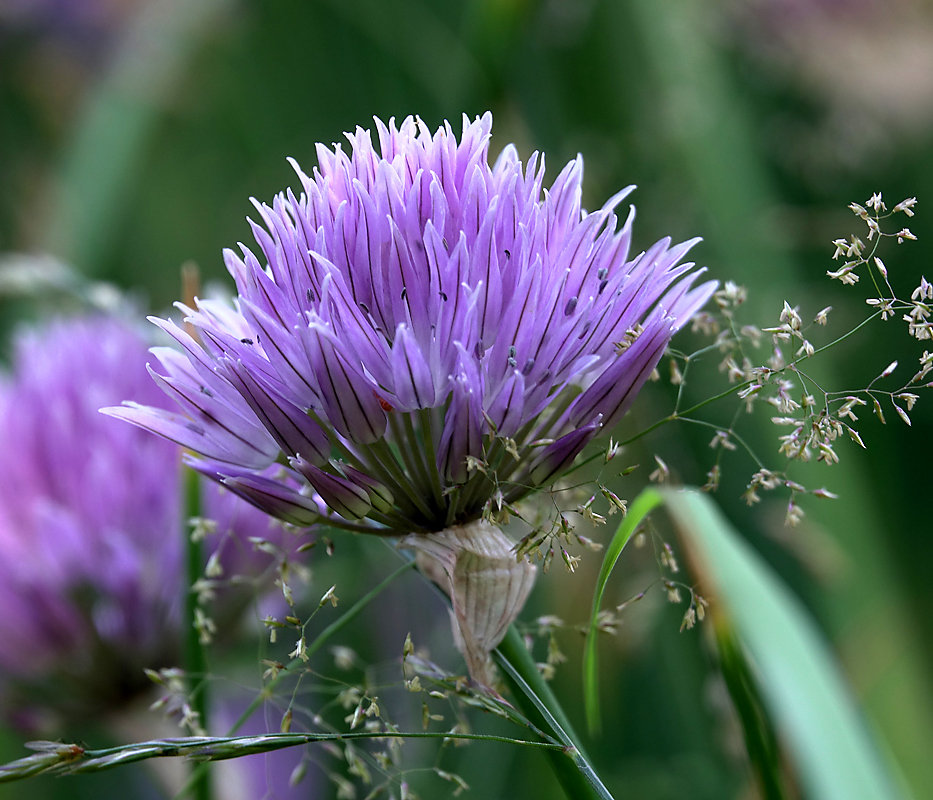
[583,487,664,733]
[662,488,908,800]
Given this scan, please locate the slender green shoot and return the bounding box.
[583,487,664,733]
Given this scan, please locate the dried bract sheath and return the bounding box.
[402,520,536,687]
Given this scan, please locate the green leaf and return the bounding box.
[714,621,789,800]
[662,488,908,800]
[583,487,664,733]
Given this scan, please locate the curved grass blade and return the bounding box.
[583,487,664,734]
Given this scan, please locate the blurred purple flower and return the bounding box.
[212,691,319,800]
[106,113,716,536]
[0,315,295,722]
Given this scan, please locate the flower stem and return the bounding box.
[391,413,432,506]
[495,627,615,800]
[183,467,211,800]
[368,438,436,521]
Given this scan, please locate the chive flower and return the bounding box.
[0,315,291,722]
[106,113,716,682]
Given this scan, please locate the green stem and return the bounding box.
[394,412,434,511]
[495,627,615,800]
[368,438,436,520]
[183,468,211,800]
[309,409,423,524]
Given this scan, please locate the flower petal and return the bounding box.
[291,458,373,520]
[220,474,323,527]
[102,402,274,469]
[566,311,673,432]
[526,419,601,488]
[299,324,387,444]
[485,370,526,438]
[389,323,438,411]
[437,350,485,484]
[222,360,332,465]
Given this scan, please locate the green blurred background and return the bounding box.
[1,0,932,798]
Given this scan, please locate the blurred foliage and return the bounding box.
[2,0,932,798]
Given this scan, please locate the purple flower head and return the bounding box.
[0,315,293,723]
[107,113,716,536]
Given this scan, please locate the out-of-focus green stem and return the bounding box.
[715,623,789,800]
[495,627,613,800]
[183,467,211,800]
[45,0,231,273]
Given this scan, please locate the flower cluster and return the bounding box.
[106,113,716,538]
[0,315,291,723]
[831,194,929,344]
[669,193,930,524]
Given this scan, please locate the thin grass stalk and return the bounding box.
[0,731,565,783]
[183,467,211,800]
[495,627,613,800]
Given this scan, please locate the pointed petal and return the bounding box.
[220,474,323,527]
[223,361,332,465]
[291,458,373,520]
[102,402,273,469]
[146,366,279,462]
[240,300,323,409]
[485,370,525,438]
[437,353,484,484]
[341,465,395,515]
[567,312,673,431]
[300,324,387,444]
[663,273,718,332]
[526,419,601,487]
[390,323,438,411]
